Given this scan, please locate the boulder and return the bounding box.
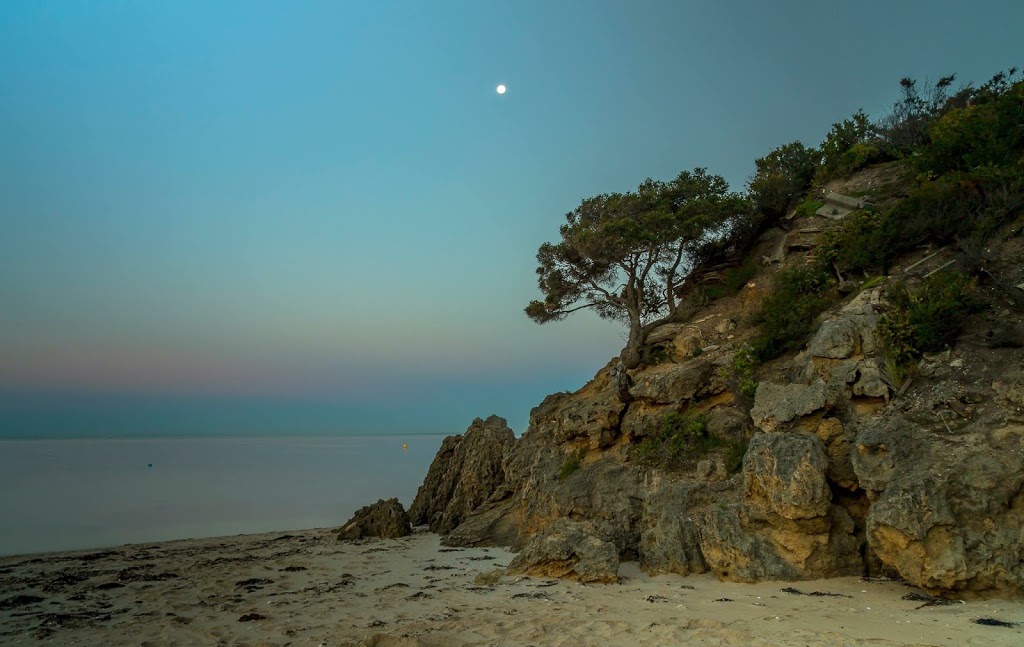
[743,432,831,520]
[408,415,515,534]
[506,519,619,583]
[854,412,1024,593]
[751,380,833,433]
[808,319,859,359]
[629,357,719,404]
[338,498,411,540]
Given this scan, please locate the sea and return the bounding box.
[0,434,446,557]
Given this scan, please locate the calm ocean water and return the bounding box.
[0,435,445,557]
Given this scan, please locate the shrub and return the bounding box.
[558,450,584,482]
[817,110,874,180]
[750,267,836,361]
[878,271,981,365]
[643,343,676,366]
[731,345,758,403]
[916,74,1023,176]
[749,141,819,217]
[817,210,890,275]
[877,75,959,155]
[637,410,720,470]
[794,197,824,219]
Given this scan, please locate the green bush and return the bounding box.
[917,75,1024,175]
[877,75,959,155]
[750,267,836,362]
[749,141,819,217]
[794,197,824,219]
[817,110,874,180]
[817,210,890,275]
[731,345,758,403]
[558,450,584,482]
[878,271,981,365]
[637,411,731,470]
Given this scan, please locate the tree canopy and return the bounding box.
[525,168,749,367]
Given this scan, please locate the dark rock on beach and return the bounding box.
[338,498,412,540]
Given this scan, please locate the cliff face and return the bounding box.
[416,167,1024,596]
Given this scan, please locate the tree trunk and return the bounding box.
[620,323,645,369]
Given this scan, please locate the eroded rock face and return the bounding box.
[853,412,1024,594]
[743,432,831,520]
[408,415,515,534]
[505,519,619,583]
[338,498,411,540]
[751,380,833,433]
[407,213,1024,596]
[629,358,716,404]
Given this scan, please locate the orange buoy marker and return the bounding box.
[402,443,408,452]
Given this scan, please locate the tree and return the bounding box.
[525,168,749,368]
[748,141,818,217]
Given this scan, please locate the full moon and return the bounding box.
[496,84,506,95]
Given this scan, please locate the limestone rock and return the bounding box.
[751,380,833,433]
[853,412,1024,593]
[506,519,619,583]
[338,498,411,540]
[809,318,859,359]
[408,415,515,534]
[638,480,721,575]
[629,357,718,404]
[743,432,831,520]
[620,402,673,440]
[851,359,889,398]
[815,417,858,490]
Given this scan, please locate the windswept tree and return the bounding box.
[525,168,749,368]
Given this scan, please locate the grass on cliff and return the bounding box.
[636,411,746,473]
[558,450,584,482]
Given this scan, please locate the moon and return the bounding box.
[496,84,506,95]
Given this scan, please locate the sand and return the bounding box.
[1,529,1022,646]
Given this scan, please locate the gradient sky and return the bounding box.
[1,1,1021,436]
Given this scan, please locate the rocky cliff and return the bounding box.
[413,166,1024,596]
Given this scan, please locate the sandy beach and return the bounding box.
[1,528,1021,646]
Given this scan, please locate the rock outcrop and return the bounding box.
[338,498,412,540]
[505,519,619,583]
[404,167,1024,596]
[408,415,515,534]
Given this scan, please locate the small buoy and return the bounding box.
[402,443,408,451]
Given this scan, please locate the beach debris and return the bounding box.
[713,598,734,602]
[973,618,1019,627]
[781,586,851,598]
[77,550,120,562]
[509,592,551,601]
[0,594,45,610]
[404,591,431,600]
[280,565,307,572]
[901,592,961,608]
[237,613,267,622]
[235,578,273,589]
[644,595,669,603]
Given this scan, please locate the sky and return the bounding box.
[1,0,1021,436]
